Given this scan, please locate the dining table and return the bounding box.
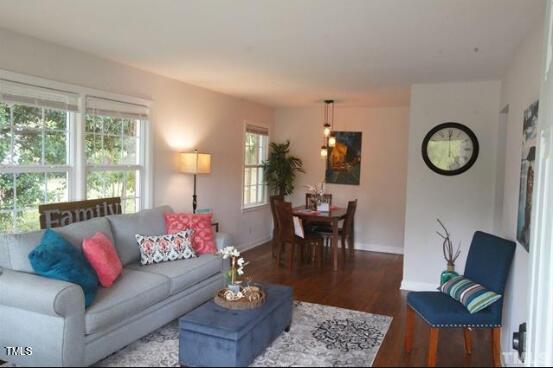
[292,206,348,271]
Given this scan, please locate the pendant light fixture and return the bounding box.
[321,100,335,158]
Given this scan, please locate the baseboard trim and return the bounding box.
[400,280,439,292]
[238,235,272,252]
[354,242,404,255]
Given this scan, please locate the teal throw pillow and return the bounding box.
[29,229,99,308]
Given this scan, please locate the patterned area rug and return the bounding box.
[96,302,391,367]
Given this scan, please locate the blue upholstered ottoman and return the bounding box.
[179,284,293,367]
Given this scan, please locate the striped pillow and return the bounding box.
[440,276,502,314]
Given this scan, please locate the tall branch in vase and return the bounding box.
[436,219,461,270]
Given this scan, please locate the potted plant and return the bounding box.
[262,140,305,196]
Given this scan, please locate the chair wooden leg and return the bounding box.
[492,327,501,367]
[404,305,415,353]
[463,328,472,355]
[287,242,294,271]
[427,328,439,367]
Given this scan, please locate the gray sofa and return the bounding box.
[0,206,231,367]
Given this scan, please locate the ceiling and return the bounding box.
[0,0,545,107]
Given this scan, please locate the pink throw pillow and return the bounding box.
[165,213,217,254]
[82,232,122,288]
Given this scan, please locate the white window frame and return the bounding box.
[84,96,149,213]
[242,122,269,212]
[0,69,153,232]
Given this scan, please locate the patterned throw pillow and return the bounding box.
[164,213,217,254]
[440,275,502,314]
[135,230,196,265]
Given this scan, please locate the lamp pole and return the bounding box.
[192,173,197,214]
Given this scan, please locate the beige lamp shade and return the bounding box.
[180,151,211,174]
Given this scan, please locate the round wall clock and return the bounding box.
[421,122,479,176]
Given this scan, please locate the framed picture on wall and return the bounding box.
[516,100,538,252]
[325,131,362,185]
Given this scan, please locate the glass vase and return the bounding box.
[440,265,459,286]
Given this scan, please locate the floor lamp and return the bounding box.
[180,150,211,213]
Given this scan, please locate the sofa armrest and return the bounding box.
[0,268,84,317]
[215,232,232,251]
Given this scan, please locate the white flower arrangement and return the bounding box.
[217,246,249,284]
[305,182,326,196]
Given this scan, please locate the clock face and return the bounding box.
[422,122,479,176]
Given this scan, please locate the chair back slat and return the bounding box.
[342,199,357,235]
[463,231,516,295]
[275,201,295,243]
[270,195,284,230]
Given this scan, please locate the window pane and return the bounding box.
[125,170,138,198]
[44,109,67,130]
[103,116,123,135]
[103,135,123,165]
[12,105,42,129]
[15,208,40,232]
[85,115,102,134]
[45,131,67,165]
[0,173,14,210]
[122,119,139,137]
[86,171,105,199]
[87,170,139,202]
[257,183,265,203]
[249,185,257,204]
[0,129,11,165]
[0,211,13,233]
[46,172,68,203]
[244,186,250,205]
[123,198,138,214]
[85,133,103,165]
[16,173,45,207]
[244,167,250,188]
[13,130,42,165]
[250,167,258,186]
[122,136,138,165]
[0,103,9,129]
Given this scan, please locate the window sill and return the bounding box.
[242,203,269,213]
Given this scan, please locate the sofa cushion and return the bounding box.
[107,205,173,266]
[85,268,170,335]
[128,254,222,295]
[54,217,115,250]
[0,230,45,272]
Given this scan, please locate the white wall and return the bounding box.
[497,21,545,365]
[0,28,275,250]
[274,106,409,253]
[402,81,501,291]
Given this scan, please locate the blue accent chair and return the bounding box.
[404,231,516,367]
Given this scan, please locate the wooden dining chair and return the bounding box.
[311,199,357,256]
[269,194,284,258]
[274,201,323,270]
[341,200,357,254]
[305,193,332,209]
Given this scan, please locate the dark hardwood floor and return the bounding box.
[245,242,495,367]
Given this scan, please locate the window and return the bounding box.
[0,80,77,232]
[85,97,147,214]
[243,124,268,209]
[0,76,151,233]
